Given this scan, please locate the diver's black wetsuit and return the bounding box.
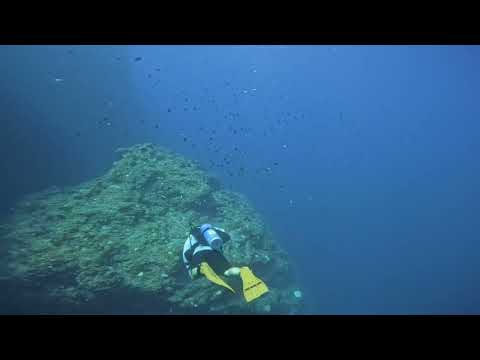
[183,226,232,275]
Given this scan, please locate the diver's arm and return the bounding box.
[183,235,198,279]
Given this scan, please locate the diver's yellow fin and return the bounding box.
[199,262,235,293]
[239,267,269,302]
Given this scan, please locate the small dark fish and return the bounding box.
[193,106,198,111]
[273,162,279,166]
[209,137,213,141]
[115,57,121,60]
[185,98,188,102]
[184,108,188,111]
[167,108,172,113]
[183,137,188,142]
[134,57,142,62]
[75,131,81,137]
[148,74,152,78]
[155,68,161,71]
[155,124,159,129]
[234,147,238,151]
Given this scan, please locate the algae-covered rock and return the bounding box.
[0,143,304,314]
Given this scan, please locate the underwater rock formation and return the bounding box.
[0,143,303,314]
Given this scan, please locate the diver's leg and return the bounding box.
[190,250,209,279]
[203,251,238,276]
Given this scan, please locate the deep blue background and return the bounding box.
[1,45,479,314]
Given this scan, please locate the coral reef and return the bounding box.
[0,143,304,314]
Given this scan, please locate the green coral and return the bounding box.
[1,143,304,314]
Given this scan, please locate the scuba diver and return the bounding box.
[182,223,269,302]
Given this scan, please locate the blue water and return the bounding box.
[1,45,479,314]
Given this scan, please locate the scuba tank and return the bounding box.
[199,223,223,250]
